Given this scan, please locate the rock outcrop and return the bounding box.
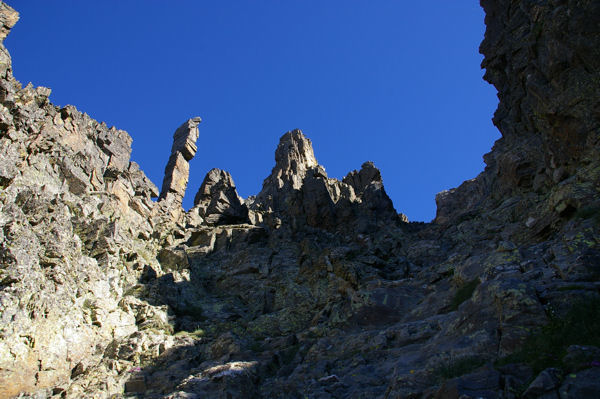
[191,168,249,226]
[0,5,165,395]
[158,117,201,207]
[251,129,399,232]
[436,0,600,230]
[1,1,600,398]
[254,128,318,210]
[0,2,17,42]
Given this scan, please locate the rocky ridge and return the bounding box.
[0,1,599,398]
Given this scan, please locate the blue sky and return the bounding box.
[5,1,499,222]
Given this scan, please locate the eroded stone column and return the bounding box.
[158,117,201,207]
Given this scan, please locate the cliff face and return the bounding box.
[437,0,600,232]
[1,1,599,398]
[0,5,174,396]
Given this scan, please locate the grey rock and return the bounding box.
[159,117,201,206]
[98,126,132,178]
[124,374,147,393]
[435,365,501,399]
[342,161,382,195]
[191,168,249,225]
[254,128,318,213]
[172,117,202,161]
[1,2,600,399]
[252,130,398,232]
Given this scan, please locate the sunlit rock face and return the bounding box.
[1,1,600,398]
[159,117,201,207]
[0,4,164,396]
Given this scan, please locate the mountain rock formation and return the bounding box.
[1,1,599,398]
[159,118,201,209]
[190,168,249,226]
[250,129,399,233]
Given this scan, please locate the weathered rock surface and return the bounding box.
[1,1,600,399]
[437,0,600,230]
[191,168,249,226]
[159,117,201,207]
[251,129,399,232]
[0,2,17,42]
[0,5,174,397]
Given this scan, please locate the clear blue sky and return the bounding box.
[5,1,499,222]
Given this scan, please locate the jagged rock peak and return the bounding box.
[343,161,383,195]
[193,168,237,207]
[252,129,320,214]
[272,128,318,190]
[158,117,201,206]
[191,168,249,226]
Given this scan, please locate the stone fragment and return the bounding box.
[157,247,189,272]
[98,126,132,178]
[128,161,159,198]
[161,152,189,200]
[0,137,19,186]
[125,374,147,393]
[172,117,201,161]
[159,117,201,206]
[435,366,501,399]
[497,241,517,252]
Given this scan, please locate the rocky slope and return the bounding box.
[1,1,599,398]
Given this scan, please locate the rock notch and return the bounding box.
[158,117,202,206]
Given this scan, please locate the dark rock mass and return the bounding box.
[251,129,399,232]
[191,168,249,226]
[1,1,599,398]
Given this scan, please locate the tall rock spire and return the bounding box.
[254,129,318,210]
[158,117,201,207]
[272,128,318,190]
